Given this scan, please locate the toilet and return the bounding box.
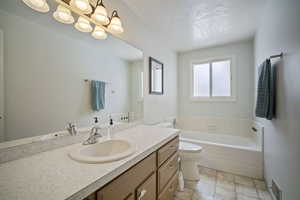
[154,122,203,180]
[179,141,203,181]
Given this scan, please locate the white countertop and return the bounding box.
[0,125,179,200]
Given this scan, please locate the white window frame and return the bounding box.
[139,71,144,101]
[190,55,237,102]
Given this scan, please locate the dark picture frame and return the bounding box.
[149,57,164,95]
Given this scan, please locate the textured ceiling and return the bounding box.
[122,0,267,52]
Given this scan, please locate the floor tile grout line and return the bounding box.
[180,165,270,200]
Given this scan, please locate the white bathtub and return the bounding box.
[179,129,264,179]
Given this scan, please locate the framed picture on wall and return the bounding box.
[149,57,164,95]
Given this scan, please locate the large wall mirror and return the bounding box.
[0,1,144,143]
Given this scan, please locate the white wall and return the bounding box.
[0,30,3,142]
[102,0,178,124]
[254,0,300,199]
[129,60,144,120]
[0,10,132,141]
[178,40,254,119]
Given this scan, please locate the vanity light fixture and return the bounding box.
[91,0,110,25]
[92,26,107,40]
[69,0,92,14]
[75,16,93,32]
[53,5,75,24]
[108,11,124,34]
[22,0,124,40]
[22,0,49,13]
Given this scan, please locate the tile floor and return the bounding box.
[174,166,273,200]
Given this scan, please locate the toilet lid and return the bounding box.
[179,141,202,153]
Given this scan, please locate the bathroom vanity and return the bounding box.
[0,125,179,200]
[88,136,179,200]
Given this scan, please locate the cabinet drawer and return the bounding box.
[157,137,179,167]
[97,153,156,200]
[136,172,156,200]
[158,152,179,193]
[158,172,178,200]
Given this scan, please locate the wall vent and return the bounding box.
[271,179,282,200]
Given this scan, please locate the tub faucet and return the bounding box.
[83,117,102,145]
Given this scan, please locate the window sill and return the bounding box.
[190,97,236,102]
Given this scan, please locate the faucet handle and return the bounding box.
[67,122,76,128]
[94,117,99,123]
[67,122,77,136]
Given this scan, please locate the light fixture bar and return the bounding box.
[54,0,120,36]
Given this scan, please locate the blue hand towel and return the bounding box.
[91,80,105,111]
[255,59,276,120]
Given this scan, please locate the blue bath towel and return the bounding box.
[91,80,105,111]
[255,59,276,120]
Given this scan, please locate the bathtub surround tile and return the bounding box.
[234,175,255,187]
[178,116,255,138]
[237,119,252,137]
[236,184,258,198]
[223,118,237,136]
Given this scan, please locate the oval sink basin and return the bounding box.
[69,139,135,163]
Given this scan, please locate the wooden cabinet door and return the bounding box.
[158,173,178,200]
[157,137,179,167]
[158,152,179,193]
[136,173,156,200]
[97,191,134,200]
[97,153,156,200]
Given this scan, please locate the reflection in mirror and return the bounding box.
[0,2,144,143]
[149,57,163,95]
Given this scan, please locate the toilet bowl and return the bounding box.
[179,140,202,181]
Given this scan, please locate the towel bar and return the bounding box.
[84,79,111,84]
[269,52,283,59]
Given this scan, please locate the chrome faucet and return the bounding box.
[83,117,102,145]
[67,122,77,136]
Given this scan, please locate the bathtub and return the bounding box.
[178,122,264,179]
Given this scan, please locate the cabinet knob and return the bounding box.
[138,189,147,200]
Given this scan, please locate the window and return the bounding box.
[191,58,234,101]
